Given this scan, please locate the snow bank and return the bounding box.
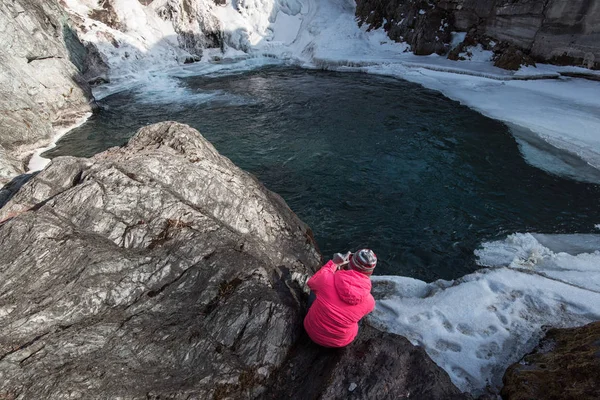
[370,233,600,395]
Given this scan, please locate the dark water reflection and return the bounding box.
[45,67,600,280]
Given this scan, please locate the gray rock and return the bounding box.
[0,0,94,185]
[356,0,600,69]
[0,146,24,184]
[0,122,465,399]
[0,121,321,399]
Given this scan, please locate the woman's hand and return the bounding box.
[332,251,352,266]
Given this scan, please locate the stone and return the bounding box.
[493,44,536,70]
[501,321,600,400]
[0,121,320,398]
[356,0,452,56]
[0,122,466,399]
[356,0,600,69]
[0,0,95,185]
[263,323,469,399]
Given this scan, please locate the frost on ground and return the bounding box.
[369,233,600,395]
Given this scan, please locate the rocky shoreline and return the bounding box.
[0,122,467,399]
[1,121,598,399]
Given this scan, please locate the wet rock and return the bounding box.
[0,122,466,399]
[0,0,94,185]
[501,321,600,400]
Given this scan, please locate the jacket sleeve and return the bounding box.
[307,260,338,293]
[365,294,376,316]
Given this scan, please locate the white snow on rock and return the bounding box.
[370,233,600,395]
[27,113,93,172]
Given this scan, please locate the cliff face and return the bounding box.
[0,0,95,184]
[356,0,600,69]
[0,122,466,399]
[57,0,226,78]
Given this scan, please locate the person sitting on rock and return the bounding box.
[304,249,377,348]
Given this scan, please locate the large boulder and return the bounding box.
[264,324,468,399]
[0,0,95,184]
[0,122,466,399]
[501,321,600,400]
[0,121,320,398]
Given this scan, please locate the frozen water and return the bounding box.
[371,233,600,395]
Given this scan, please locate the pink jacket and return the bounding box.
[303,260,375,347]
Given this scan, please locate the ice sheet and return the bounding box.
[370,233,600,395]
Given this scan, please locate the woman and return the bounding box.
[303,249,377,348]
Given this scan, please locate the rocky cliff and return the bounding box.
[356,0,600,70]
[0,0,95,184]
[0,121,466,399]
[501,321,600,400]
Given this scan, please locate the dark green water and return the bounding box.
[45,67,600,280]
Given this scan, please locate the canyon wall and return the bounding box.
[356,0,600,69]
[0,0,95,184]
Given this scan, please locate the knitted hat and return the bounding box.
[349,249,377,276]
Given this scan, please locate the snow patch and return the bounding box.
[370,233,600,395]
[28,113,93,172]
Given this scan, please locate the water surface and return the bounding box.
[46,67,600,280]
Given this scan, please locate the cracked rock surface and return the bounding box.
[0,122,465,399]
[0,121,320,399]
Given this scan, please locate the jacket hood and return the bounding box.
[334,270,372,305]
